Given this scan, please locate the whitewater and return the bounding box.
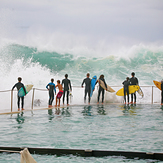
[0,37,163,111]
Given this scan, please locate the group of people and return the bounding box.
[46,74,72,107]
[122,72,139,104]
[81,73,107,104]
[11,72,163,111]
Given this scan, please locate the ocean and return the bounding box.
[0,43,163,111]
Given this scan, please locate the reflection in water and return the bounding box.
[61,107,71,117]
[121,104,139,116]
[97,105,106,115]
[16,112,25,124]
[48,109,54,121]
[82,105,92,116]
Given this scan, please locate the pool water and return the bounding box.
[0,104,163,162]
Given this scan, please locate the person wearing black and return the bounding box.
[62,74,72,105]
[130,72,138,104]
[122,77,130,104]
[161,80,163,105]
[81,73,91,104]
[46,78,56,107]
[96,74,107,104]
[12,77,27,111]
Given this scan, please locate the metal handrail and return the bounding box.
[0,85,159,112]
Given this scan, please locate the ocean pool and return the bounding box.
[0,104,163,162]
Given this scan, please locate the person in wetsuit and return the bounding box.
[161,79,163,105]
[62,74,72,105]
[81,73,91,104]
[46,78,56,107]
[12,77,27,111]
[130,72,138,104]
[122,77,130,104]
[96,74,107,104]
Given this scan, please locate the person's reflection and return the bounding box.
[61,107,71,116]
[48,109,55,121]
[16,112,25,124]
[97,105,106,115]
[82,105,92,116]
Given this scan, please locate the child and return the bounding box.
[122,77,130,104]
[55,80,63,107]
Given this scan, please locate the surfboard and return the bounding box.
[90,76,97,97]
[137,87,144,97]
[116,85,140,96]
[153,80,161,90]
[98,79,115,92]
[18,85,33,97]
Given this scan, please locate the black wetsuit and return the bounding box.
[46,82,56,105]
[12,82,27,109]
[130,77,138,102]
[161,81,163,104]
[62,78,72,104]
[81,77,91,103]
[97,78,107,103]
[122,80,130,103]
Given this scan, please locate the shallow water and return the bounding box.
[0,104,163,162]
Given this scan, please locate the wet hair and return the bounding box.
[18,77,22,82]
[131,72,135,76]
[126,77,129,81]
[57,80,60,84]
[51,78,54,82]
[100,74,104,79]
[87,73,90,77]
[65,74,68,78]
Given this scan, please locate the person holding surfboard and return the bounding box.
[130,72,139,104]
[46,78,56,107]
[96,75,107,104]
[62,74,72,105]
[12,77,27,111]
[81,73,91,104]
[122,77,130,104]
[161,80,163,105]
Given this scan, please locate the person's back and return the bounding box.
[62,74,72,105]
[130,77,138,85]
[62,78,71,91]
[130,72,138,104]
[81,73,91,103]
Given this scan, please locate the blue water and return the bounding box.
[0,104,163,162]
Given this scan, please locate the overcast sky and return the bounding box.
[0,0,163,50]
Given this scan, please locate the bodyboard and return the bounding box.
[116,85,140,96]
[90,76,97,97]
[153,80,161,90]
[99,79,115,93]
[18,85,33,97]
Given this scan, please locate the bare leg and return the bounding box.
[58,99,60,106]
[55,97,57,107]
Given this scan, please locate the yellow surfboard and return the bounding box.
[98,79,115,92]
[116,85,140,96]
[153,80,161,90]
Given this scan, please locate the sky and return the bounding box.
[0,0,163,52]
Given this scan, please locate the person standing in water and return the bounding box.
[161,79,163,105]
[62,74,72,105]
[81,73,91,104]
[96,74,107,104]
[130,72,138,104]
[122,77,130,104]
[12,77,27,111]
[55,80,63,107]
[46,78,56,107]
